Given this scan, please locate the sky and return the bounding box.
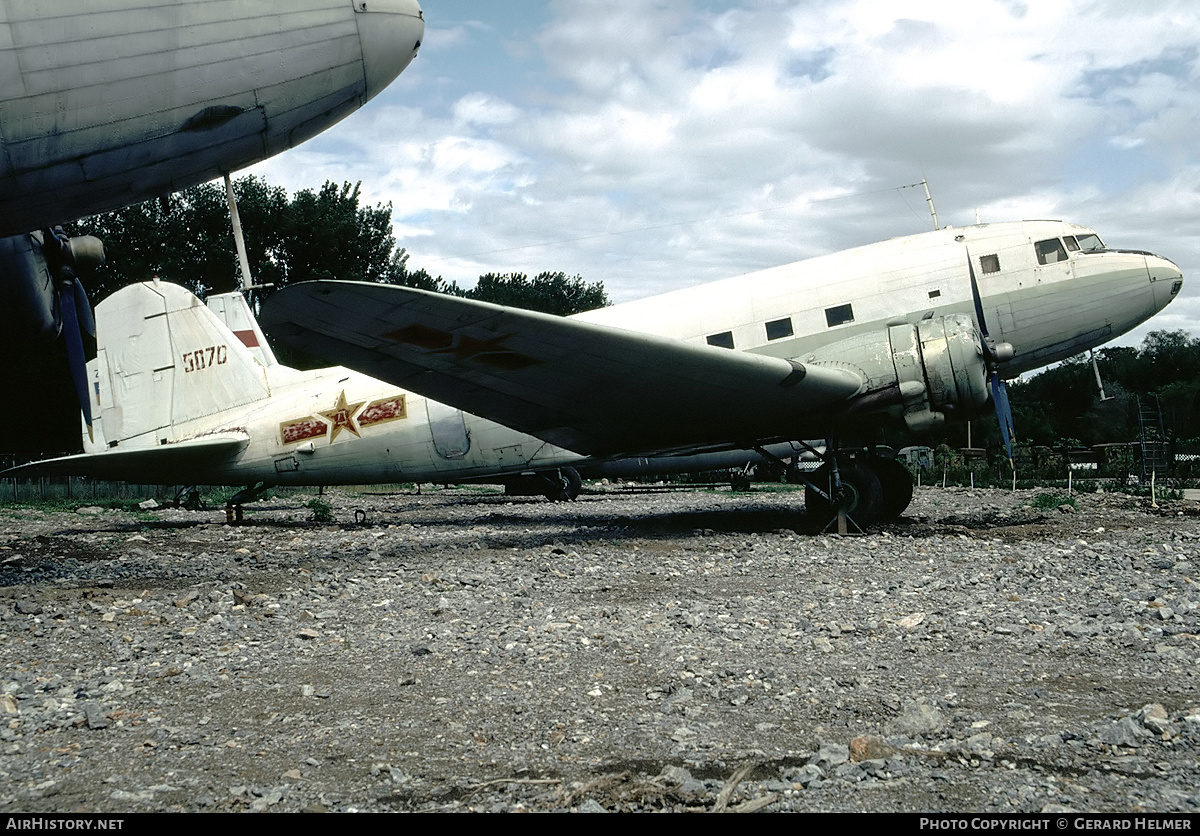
[248,0,1200,347]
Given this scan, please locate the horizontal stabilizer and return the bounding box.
[262,282,865,457]
[5,432,249,482]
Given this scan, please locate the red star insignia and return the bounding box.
[383,325,540,370]
[319,390,365,443]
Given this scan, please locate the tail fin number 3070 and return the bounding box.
[182,345,228,373]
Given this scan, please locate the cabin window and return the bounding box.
[1035,238,1068,265]
[928,289,941,299]
[979,254,1000,274]
[765,317,794,341]
[825,303,854,328]
[706,331,735,349]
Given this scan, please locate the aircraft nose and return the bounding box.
[355,0,426,100]
[1148,254,1184,312]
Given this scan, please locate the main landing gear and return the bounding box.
[503,467,583,502]
[757,442,914,532]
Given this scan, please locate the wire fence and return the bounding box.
[0,476,172,505]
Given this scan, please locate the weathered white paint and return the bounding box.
[0,0,424,234]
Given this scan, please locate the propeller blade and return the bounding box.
[59,284,94,441]
[72,276,95,338]
[966,248,990,339]
[991,372,1015,465]
[969,247,1017,466]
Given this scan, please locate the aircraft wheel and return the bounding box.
[541,467,581,502]
[562,467,583,500]
[804,460,883,530]
[869,457,914,522]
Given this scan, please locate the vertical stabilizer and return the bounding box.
[206,292,279,367]
[91,281,271,449]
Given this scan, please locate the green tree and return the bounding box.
[70,175,289,301]
[466,271,609,315]
[277,181,396,285]
[69,175,608,317]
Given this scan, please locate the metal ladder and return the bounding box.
[1137,394,1170,484]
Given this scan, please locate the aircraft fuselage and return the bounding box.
[0,0,424,235]
[163,367,583,488]
[578,220,1182,380]
[69,281,584,487]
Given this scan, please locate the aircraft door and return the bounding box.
[1032,237,1072,285]
[427,400,470,459]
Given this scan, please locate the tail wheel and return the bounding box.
[868,457,915,522]
[804,460,883,529]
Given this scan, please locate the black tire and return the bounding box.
[869,457,914,522]
[541,468,581,502]
[562,467,582,500]
[804,460,883,530]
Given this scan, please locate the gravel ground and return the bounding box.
[0,483,1198,813]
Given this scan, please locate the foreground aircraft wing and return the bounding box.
[262,282,864,457]
[5,433,249,482]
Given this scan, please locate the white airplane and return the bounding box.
[0,0,425,441]
[260,219,1185,528]
[14,279,595,511]
[8,277,833,516]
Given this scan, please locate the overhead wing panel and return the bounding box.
[261,281,865,457]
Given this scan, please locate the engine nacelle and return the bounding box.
[0,230,105,345]
[800,314,991,432]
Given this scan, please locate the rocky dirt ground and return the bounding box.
[0,482,1198,813]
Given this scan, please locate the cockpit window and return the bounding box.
[1035,238,1068,265]
[1074,233,1104,252]
[1063,236,1080,252]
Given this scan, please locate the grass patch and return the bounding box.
[305,497,334,523]
[1032,492,1076,511]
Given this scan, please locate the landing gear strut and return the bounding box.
[172,485,204,511]
[225,481,272,523]
[805,457,883,532]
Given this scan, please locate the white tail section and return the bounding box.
[206,292,279,367]
[87,281,271,450]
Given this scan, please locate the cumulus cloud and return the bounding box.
[251,0,1200,338]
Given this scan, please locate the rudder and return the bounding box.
[88,280,271,450]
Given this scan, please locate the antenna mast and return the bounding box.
[922,178,940,230]
[224,173,254,294]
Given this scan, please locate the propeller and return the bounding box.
[42,228,104,442]
[965,247,1017,464]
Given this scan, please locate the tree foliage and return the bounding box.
[68,175,609,316]
[1000,330,1200,449]
[465,271,609,316]
[70,176,407,301]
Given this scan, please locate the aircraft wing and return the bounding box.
[262,282,865,457]
[4,433,249,482]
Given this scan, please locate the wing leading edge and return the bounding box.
[261,282,864,457]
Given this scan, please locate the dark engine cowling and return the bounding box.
[799,314,991,432]
[0,233,59,343]
[0,230,104,345]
